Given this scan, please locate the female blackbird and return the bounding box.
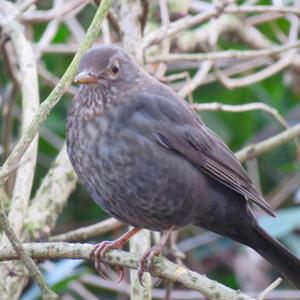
[66,45,300,288]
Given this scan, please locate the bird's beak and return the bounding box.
[74,71,98,84]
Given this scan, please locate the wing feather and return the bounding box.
[128,90,275,217]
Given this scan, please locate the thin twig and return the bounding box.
[226,5,300,17]
[50,218,122,242]
[216,49,296,88]
[147,41,300,63]
[258,278,282,300]
[142,1,229,48]
[236,123,300,162]
[155,0,171,78]
[178,61,213,98]
[192,102,288,129]
[37,64,78,95]
[21,0,88,23]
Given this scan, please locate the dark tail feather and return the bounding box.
[249,224,300,289]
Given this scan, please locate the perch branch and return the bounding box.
[0,242,255,300]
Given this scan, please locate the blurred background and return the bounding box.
[1,0,300,299]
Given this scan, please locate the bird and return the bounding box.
[66,45,300,289]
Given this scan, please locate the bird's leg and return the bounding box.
[137,226,174,284]
[91,227,142,281]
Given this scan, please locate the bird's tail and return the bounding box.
[248,224,300,289]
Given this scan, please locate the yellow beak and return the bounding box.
[74,71,98,84]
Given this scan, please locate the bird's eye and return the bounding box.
[110,62,120,75]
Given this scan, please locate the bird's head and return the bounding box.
[74,46,142,89]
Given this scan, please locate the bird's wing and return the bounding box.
[128,90,275,217]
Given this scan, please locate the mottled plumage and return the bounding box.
[67,46,300,288]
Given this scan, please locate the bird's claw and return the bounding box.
[137,245,163,285]
[90,228,142,282]
[115,265,125,284]
[91,240,123,281]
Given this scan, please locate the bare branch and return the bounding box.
[0,2,55,298]
[21,0,88,23]
[143,3,300,48]
[215,49,295,88]
[147,41,300,63]
[258,278,282,300]
[154,0,171,78]
[226,5,300,17]
[236,123,300,162]
[25,144,77,240]
[143,8,220,48]
[178,61,212,98]
[193,101,288,127]
[50,218,122,242]
[0,0,112,186]
[116,0,152,297]
[0,1,112,298]
[0,242,255,300]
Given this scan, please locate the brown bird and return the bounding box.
[66,45,300,288]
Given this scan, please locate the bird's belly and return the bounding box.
[80,133,209,231]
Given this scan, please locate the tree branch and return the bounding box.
[147,41,300,63]
[0,2,56,298]
[0,0,112,185]
[0,242,255,300]
[236,123,300,162]
[0,0,112,299]
[25,144,77,240]
[116,0,152,297]
[49,218,122,242]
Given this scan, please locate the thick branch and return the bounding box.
[116,0,152,297]
[0,1,112,299]
[0,208,57,299]
[0,242,255,300]
[25,144,77,238]
[0,2,56,298]
[0,0,112,185]
[2,3,39,237]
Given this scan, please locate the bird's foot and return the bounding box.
[90,227,141,282]
[137,227,174,285]
[137,243,164,285]
[91,239,125,282]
